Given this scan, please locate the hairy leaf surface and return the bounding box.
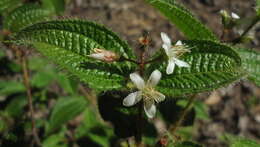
[152,40,244,97]
[237,48,260,86]
[34,43,126,90]
[15,19,135,58]
[4,4,52,33]
[14,19,136,90]
[146,0,217,41]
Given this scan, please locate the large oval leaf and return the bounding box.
[14,19,136,90]
[151,40,244,97]
[146,0,217,41]
[15,19,135,59]
[237,48,260,86]
[3,4,53,33]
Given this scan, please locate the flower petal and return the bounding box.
[123,91,142,106]
[175,40,183,46]
[88,53,105,60]
[144,103,156,118]
[162,44,170,56]
[174,58,190,67]
[166,60,175,74]
[231,12,240,19]
[130,73,145,89]
[147,70,161,87]
[161,32,171,47]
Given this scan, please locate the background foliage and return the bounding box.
[0,0,259,146]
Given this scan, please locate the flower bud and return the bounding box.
[88,48,120,62]
[220,10,240,29]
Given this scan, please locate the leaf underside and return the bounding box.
[146,0,217,41]
[153,40,244,97]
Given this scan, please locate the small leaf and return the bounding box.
[42,132,67,147]
[42,0,65,15]
[5,95,27,118]
[47,96,87,133]
[237,48,260,86]
[31,71,56,88]
[193,101,209,120]
[56,73,78,94]
[0,80,25,95]
[146,0,217,41]
[75,108,114,147]
[152,40,244,97]
[3,4,53,33]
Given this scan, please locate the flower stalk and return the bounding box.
[170,94,196,135]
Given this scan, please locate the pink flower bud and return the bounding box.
[88,48,119,62]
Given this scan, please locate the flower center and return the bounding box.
[169,46,190,58]
[142,86,157,102]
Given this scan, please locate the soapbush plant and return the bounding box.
[0,0,260,146]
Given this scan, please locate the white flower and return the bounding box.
[220,10,240,20]
[88,48,119,62]
[123,70,165,118]
[231,12,240,19]
[161,32,190,75]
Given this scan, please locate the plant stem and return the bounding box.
[232,16,260,44]
[170,94,196,135]
[143,55,163,64]
[18,48,41,146]
[120,56,140,65]
[135,40,148,146]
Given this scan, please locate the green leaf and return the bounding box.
[33,43,126,90]
[173,141,202,147]
[75,108,113,147]
[5,95,27,118]
[222,134,260,147]
[193,101,209,120]
[146,0,217,41]
[0,0,21,14]
[257,0,260,16]
[56,73,78,94]
[42,132,67,147]
[0,48,5,58]
[31,71,56,88]
[153,40,244,97]
[14,19,136,90]
[0,80,25,95]
[176,127,194,141]
[237,48,260,86]
[42,0,65,15]
[15,19,135,58]
[47,96,87,133]
[3,4,53,33]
